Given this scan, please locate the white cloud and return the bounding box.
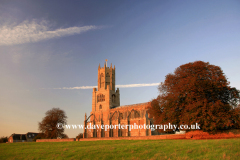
[43,83,159,90]
[0,20,102,45]
[116,83,159,88]
[62,86,98,90]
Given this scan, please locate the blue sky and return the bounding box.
[0,0,240,138]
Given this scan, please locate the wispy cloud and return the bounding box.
[41,83,160,90]
[62,86,98,89]
[0,20,102,46]
[116,83,159,88]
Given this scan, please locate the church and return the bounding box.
[83,60,154,138]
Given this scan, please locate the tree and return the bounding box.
[76,133,83,140]
[38,108,67,139]
[62,134,69,139]
[33,133,45,142]
[149,61,240,133]
[0,136,8,143]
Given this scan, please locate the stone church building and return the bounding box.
[84,60,153,138]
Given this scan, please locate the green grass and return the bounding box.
[0,139,240,160]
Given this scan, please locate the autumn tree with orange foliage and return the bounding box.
[149,61,240,133]
[38,108,67,139]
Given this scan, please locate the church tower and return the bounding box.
[92,60,120,113]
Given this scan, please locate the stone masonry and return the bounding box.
[84,60,152,138]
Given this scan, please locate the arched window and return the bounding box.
[135,111,140,118]
[119,113,123,120]
[131,111,135,119]
[112,94,116,103]
[100,73,104,88]
[97,94,105,102]
[106,73,110,77]
[99,105,102,110]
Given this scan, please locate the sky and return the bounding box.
[0,0,240,138]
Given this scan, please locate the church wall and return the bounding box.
[85,102,151,138]
[84,62,153,138]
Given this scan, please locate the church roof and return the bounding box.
[112,102,149,109]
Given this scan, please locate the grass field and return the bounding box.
[1,139,240,160]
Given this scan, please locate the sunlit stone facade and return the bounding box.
[84,61,152,138]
